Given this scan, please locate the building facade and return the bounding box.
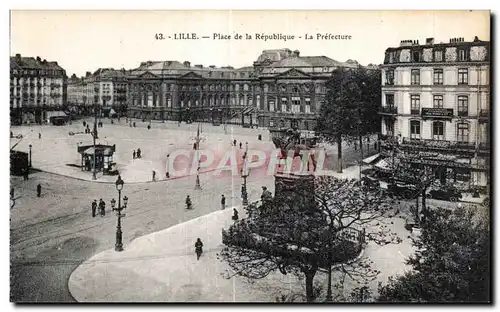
[379,36,490,187]
[67,68,128,116]
[10,54,66,124]
[127,49,369,130]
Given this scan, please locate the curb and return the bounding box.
[67,206,240,302]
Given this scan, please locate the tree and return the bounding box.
[219,177,400,302]
[377,205,490,302]
[316,68,381,173]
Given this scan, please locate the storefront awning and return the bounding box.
[374,159,392,172]
[363,153,381,165]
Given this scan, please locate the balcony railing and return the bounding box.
[410,109,420,115]
[379,106,397,115]
[401,137,478,151]
[421,108,453,119]
[457,111,469,117]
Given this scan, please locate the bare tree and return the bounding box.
[219,176,401,302]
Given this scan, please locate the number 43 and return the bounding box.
[155,33,164,40]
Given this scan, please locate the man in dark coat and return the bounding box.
[37,184,41,197]
[195,238,203,260]
[92,199,97,217]
[133,150,136,159]
[221,194,226,210]
[137,148,141,158]
[99,199,106,217]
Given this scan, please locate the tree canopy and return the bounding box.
[219,176,399,302]
[377,205,490,302]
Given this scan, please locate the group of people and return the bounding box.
[231,140,248,150]
[91,199,107,217]
[132,148,142,159]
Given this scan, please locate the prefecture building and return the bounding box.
[10,54,66,124]
[379,36,490,188]
[126,49,372,130]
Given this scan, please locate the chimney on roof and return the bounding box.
[183,61,191,68]
[474,36,480,42]
[400,40,413,47]
[209,65,215,68]
[293,50,300,57]
[426,37,434,45]
[36,56,41,62]
[42,59,46,64]
[195,64,203,68]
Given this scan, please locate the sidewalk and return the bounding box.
[68,191,414,302]
[68,208,301,302]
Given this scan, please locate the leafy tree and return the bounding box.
[316,68,381,173]
[219,177,399,302]
[377,205,490,302]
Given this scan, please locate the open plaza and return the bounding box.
[9,118,484,302]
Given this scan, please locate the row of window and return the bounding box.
[387,48,470,64]
[385,68,469,85]
[131,83,325,93]
[408,120,470,142]
[385,94,470,115]
[11,69,64,76]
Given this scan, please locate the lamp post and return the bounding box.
[194,123,202,190]
[28,144,32,168]
[92,103,98,180]
[110,176,128,252]
[241,151,249,206]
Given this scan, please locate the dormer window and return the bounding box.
[458,49,468,61]
[412,51,421,62]
[208,71,212,78]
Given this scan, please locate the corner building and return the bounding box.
[380,37,490,187]
[127,49,369,130]
[10,54,66,124]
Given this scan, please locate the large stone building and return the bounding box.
[379,36,490,187]
[10,54,66,124]
[126,49,370,130]
[67,68,128,116]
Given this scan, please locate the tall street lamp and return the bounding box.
[28,144,32,168]
[241,151,249,206]
[194,123,202,190]
[110,176,128,252]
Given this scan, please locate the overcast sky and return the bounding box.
[10,10,490,77]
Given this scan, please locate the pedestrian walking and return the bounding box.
[147,124,151,130]
[92,199,97,217]
[38,132,41,139]
[152,170,156,182]
[186,195,193,209]
[133,122,136,127]
[99,199,106,217]
[221,194,226,210]
[83,121,86,127]
[195,238,203,260]
[233,139,237,147]
[10,131,13,138]
[133,150,136,159]
[137,148,142,159]
[239,142,242,149]
[165,172,170,179]
[36,184,41,197]
[232,208,239,221]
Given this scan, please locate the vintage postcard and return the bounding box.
[9,10,491,303]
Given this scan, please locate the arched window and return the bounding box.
[457,122,469,143]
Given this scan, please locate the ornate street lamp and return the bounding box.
[241,152,249,206]
[28,144,32,168]
[110,176,128,252]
